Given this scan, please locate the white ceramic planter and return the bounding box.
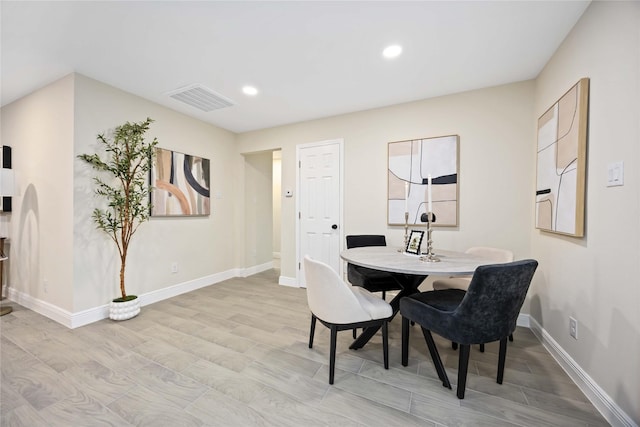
[109,297,140,321]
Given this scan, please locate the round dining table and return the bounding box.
[341,246,493,276]
[340,246,496,349]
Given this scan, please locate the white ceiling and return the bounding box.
[1,1,590,133]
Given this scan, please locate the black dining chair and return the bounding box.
[345,235,403,301]
[432,246,515,351]
[400,259,538,399]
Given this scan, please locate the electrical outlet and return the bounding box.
[569,317,578,339]
[171,262,178,274]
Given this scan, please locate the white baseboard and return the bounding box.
[529,317,636,427]
[8,267,241,329]
[241,261,273,277]
[278,275,299,287]
[139,269,240,307]
[7,288,80,328]
[516,313,530,328]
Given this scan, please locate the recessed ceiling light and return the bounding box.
[382,45,402,59]
[242,86,258,96]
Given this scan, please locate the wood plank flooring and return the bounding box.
[1,269,608,426]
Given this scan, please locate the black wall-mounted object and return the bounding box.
[2,146,12,212]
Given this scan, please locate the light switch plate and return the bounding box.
[607,161,624,187]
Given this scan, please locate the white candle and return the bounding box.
[404,181,409,213]
[427,174,433,213]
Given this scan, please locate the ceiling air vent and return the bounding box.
[167,84,235,112]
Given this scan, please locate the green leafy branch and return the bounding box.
[78,118,158,300]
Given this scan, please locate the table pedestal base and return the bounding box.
[350,274,427,350]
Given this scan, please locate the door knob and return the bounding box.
[331,224,338,230]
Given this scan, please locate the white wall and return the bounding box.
[531,2,640,424]
[237,81,536,290]
[1,74,75,311]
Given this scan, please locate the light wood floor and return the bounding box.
[1,269,608,426]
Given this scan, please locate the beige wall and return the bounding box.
[243,151,274,268]
[237,81,536,287]
[2,3,637,422]
[73,74,241,311]
[272,151,282,256]
[1,74,75,311]
[531,2,640,423]
[2,73,241,314]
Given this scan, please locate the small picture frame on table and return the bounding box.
[406,230,425,255]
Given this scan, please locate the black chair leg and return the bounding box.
[401,316,410,366]
[457,344,471,399]
[382,290,386,300]
[309,314,317,348]
[479,343,485,352]
[421,328,451,389]
[382,321,389,369]
[353,328,357,339]
[329,325,337,385]
[509,333,514,342]
[452,342,458,350]
[497,337,508,384]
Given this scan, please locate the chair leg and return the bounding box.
[382,321,389,369]
[457,344,471,399]
[452,342,458,350]
[401,316,410,366]
[329,325,337,385]
[353,328,357,339]
[421,328,451,389]
[479,343,485,352]
[497,337,508,384]
[309,314,317,348]
[382,290,386,300]
[509,333,514,342]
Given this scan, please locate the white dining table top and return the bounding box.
[340,246,494,276]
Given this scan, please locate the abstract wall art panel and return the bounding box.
[535,78,589,237]
[1,146,13,212]
[388,135,459,226]
[151,148,210,216]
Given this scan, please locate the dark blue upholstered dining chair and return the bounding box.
[346,235,403,300]
[400,259,538,399]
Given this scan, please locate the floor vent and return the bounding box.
[167,84,235,112]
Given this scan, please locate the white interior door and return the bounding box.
[297,139,343,286]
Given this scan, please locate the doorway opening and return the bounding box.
[243,149,282,275]
[272,150,282,271]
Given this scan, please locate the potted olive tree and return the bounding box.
[78,118,158,320]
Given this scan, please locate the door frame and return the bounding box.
[296,138,344,287]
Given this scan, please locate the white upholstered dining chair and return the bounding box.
[304,255,393,384]
[432,246,514,291]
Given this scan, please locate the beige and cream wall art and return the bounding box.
[388,135,459,226]
[536,78,589,237]
[150,148,210,216]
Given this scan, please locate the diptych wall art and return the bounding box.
[150,148,210,216]
[535,78,589,237]
[1,146,13,212]
[388,135,459,226]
